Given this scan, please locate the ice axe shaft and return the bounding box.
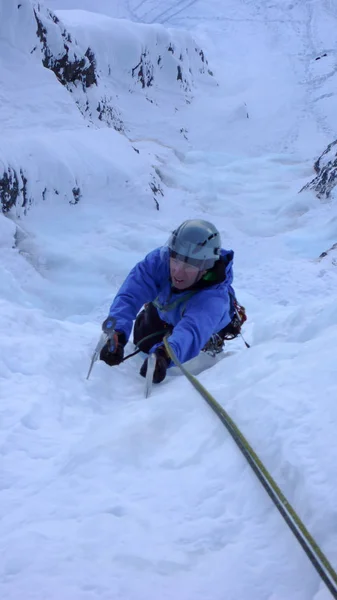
[144,353,156,398]
[86,317,117,380]
[86,333,108,380]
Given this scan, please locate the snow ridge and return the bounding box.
[0,0,214,216]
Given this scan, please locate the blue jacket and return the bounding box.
[108,247,236,364]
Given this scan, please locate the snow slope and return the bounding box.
[1,1,337,599]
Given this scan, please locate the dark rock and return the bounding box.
[318,242,337,259]
[34,6,97,91]
[70,186,81,204]
[0,168,19,213]
[150,177,164,210]
[149,179,164,197]
[300,139,337,199]
[0,167,32,213]
[132,50,154,88]
[97,98,124,131]
[180,127,188,140]
[20,169,28,208]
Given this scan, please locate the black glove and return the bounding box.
[140,347,170,384]
[100,330,127,367]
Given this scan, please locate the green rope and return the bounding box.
[163,336,337,598]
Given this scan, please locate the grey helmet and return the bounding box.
[167,219,221,270]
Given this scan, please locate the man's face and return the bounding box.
[170,257,203,290]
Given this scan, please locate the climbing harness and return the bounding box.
[202,299,249,355]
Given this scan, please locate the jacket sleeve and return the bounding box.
[108,248,165,340]
[152,289,231,364]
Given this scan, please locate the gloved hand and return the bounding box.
[140,346,170,384]
[100,329,126,367]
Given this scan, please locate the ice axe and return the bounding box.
[144,352,156,398]
[86,317,117,380]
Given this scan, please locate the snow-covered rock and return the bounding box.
[301,139,337,200]
[0,0,215,215]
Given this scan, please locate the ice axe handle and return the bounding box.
[102,317,118,351]
[102,317,117,337]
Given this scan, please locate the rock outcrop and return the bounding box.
[301,139,337,200]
